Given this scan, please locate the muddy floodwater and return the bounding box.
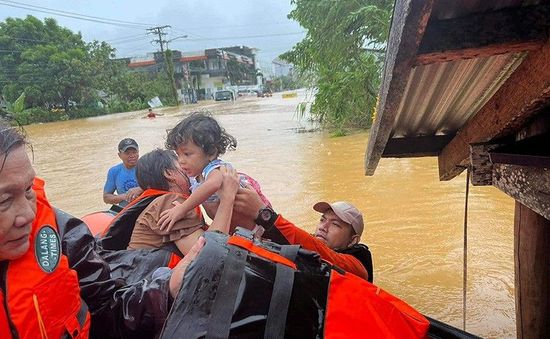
[25,90,515,338]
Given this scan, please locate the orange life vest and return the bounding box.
[229,234,430,338]
[0,178,90,339]
[161,230,430,338]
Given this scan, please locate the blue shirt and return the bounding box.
[104,163,139,206]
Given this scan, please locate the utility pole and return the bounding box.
[147,25,170,53]
[147,25,179,105]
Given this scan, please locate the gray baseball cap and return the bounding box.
[313,201,364,236]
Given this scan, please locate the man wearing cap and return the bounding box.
[312,201,373,282]
[103,138,143,208]
[233,187,373,282]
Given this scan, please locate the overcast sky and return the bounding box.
[0,0,305,71]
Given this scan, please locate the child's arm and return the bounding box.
[208,166,238,233]
[173,167,239,254]
[158,169,223,231]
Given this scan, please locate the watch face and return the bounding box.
[260,209,272,221]
[256,208,276,227]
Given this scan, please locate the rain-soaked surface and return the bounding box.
[25,90,515,338]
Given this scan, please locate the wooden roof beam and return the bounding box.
[438,40,550,181]
[493,164,550,220]
[364,0,435,175]
[416,4,550,65]
[382,134,455,158]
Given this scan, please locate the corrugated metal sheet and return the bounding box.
[391,52,526,138]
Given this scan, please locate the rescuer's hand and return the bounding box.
[234,183,266,222]
[169,236,206,298]
[217,166,239,202]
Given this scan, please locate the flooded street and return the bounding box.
[25,91,515,338]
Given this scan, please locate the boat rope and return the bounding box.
[463,166,471,331]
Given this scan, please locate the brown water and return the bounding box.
[25,91,515,338]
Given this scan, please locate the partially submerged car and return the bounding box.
[237,89,256,97]
[214,90,234,101]
[257,89,273,98]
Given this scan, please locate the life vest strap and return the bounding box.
[205,244,247,339]
[263,245,299,339]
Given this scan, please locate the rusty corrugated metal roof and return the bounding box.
[364,0,547,176]
[392,52,526,138]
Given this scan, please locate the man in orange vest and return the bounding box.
[233,187,373,282]
[0,119,204,338]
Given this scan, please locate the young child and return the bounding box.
[129,148,238,255]
[158,112,270,231]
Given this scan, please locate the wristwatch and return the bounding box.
[254,207,278,228]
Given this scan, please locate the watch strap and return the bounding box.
[255,207,278,228]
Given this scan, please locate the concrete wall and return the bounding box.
[200,74,227,98]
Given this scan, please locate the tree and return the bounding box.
[164,49,179,105]
[0,16,95,112]
[0,15,184,123]
[282,0,392,131]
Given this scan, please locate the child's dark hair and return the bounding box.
[165,112,237,156]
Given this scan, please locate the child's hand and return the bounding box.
[158,202,187,231]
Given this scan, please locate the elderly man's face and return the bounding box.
[0,146,37,260]
[314,209,357,250]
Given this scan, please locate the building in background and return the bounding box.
[119,46,260,102]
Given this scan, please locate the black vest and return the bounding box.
[338,244,374,283]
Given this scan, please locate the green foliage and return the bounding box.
[282,0,392,131]
[14,107,54,125]
[164,49,179,104]
[11,92,25,113]
[144,72,177,106]
[100,68,176,111]
[0,15,184,124]
[106,97,148,114]
[69,106,106,119]
[0,16,91,111]
[331,129,347,137]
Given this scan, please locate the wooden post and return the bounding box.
[514,202,550,339]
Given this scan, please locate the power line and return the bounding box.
[147,25,170,53]
[183,31,305,42]
[115,42,155,54]
[176,21,298,31]
[0,34,149,48]
[108,36,150,45]
[0,0,151,29]
[106,34,149,44]
[0,0,153,26]
[0,1,300,48]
